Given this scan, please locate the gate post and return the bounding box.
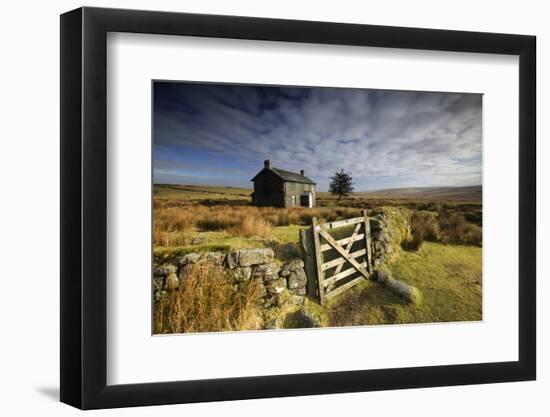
[300,228,319,300]
[361,209,373,274]
[311,217,326,306]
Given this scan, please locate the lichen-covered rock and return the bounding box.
[165,271,179,290]
[287,268,307,290]
[226,251,239,269]
[370,218,385,232]
[373,230,390,243]
[263,294,280,308]
[280,259,304,277]
[374,265,391,283]
[253,262,280,281]
[154,263,177,276]
[289,287,306,296]
[153,275,165,292]
[384,277,421,304]
[203,251,226,265]
[289,294,305,305]
[238,248,274,267]
[231,266,252,282]
[153,290,164,302]
[264,277,287,294]
[256,280,267,298]
[179,252,202,266]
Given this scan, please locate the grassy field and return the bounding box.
[326,242,482,326]
[153,183,482,329]
[154,184,252,201]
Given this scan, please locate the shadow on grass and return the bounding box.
[328,281,408,327]
[266,241,301,263]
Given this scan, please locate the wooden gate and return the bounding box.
[300,210,373,305]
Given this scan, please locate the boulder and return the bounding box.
[154,263,176,276]
[263,294,280,308]
[165,271,179,290]
[203,251,226,265]
[280,259,304,277]
[256,280,268,298]
[373,230,390,243]
[289,294,305,305]
[231,267,252,282]
[374,265,391,283]
[264,277,287,294]
[153,290,163,302]
[287,268,307,290]
[238,248,274,267]
[175,252,201,267]
[384,277,421,304]
[253,262,280,281]
[289,287,306,296]
[226,251,239,269]
[153,275,165,292]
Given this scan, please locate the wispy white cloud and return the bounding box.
[154,83,482,191]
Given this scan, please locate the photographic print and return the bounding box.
[152,81,482,334]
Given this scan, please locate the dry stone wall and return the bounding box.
[153,208,412,321]
[153,248,308,309]
[369,208,410,267]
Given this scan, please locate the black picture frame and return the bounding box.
[60,6,536,410]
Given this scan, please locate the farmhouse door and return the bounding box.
[300,192,312,208]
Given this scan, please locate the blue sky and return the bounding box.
[153,82,482,191]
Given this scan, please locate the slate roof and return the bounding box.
[251,166,316,185]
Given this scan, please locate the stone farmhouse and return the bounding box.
[251,160,316,208]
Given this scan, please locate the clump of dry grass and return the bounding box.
[153,207,197,246]
[401,212,437,251]
[404,210,482,251]
[439,212,482,246]
[196,211,241,231]
[229,216,273,238]
[154,203,364,247]
[154,261,264,333]
[153,230,188,247]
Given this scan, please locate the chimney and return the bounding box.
[264,159,272,169]
[300,169,305,176]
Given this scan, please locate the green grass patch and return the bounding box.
[327,242,482,326]
[272,225,307,244]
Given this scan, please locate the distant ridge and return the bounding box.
[356,185,482,201]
